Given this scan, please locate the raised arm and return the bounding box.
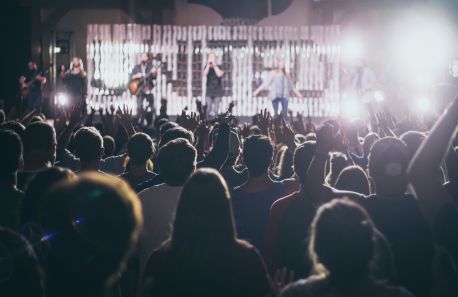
[304,124,335,201]
[202,64,211,77]
[213,64,224,77]
[56,103,84,160]
[408,97,458,225]
[198,116,230,170]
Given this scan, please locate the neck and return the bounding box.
[129,164,149,175]
[374,186,405,198]
[247,172,271,184]
[80,160,101,172]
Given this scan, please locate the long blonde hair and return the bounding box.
[69,57,87,77]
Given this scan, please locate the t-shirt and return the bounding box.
[266,188,365,278]
[0,186,24,231]
[280,276,414,297]
[138,184,183,272]
[119,171,156,189]
[231,182,285,255]
[143,242,272,297]
[359,194,434,297]
[265,192,318,278]
[205,65,223,97]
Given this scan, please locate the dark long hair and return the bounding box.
[170,168,237,256]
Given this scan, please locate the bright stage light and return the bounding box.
[415,97,432,114]
[341,96,361,120]
[374,91,384,102]
[341,35,364,61]
[391,10,457,87]
[56,93,69,106]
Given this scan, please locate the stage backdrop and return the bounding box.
[86,24,341,117]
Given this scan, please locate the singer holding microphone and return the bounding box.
[203,52,224,117]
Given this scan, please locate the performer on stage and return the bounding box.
[352,59,377,103]
[19,60,46,113]
[203,52,224,117]
[130,53,157,116]
[64,57,87,108]
[253,59,302,121]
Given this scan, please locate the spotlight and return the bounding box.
[341,35,364,61]
[391,10,457,87]
[56,93,69,106]
[341,95,361,120]
[374,91,384,102]
[54,46,62,54]
[415,97,432,114]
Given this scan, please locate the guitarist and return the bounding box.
[130,53,157,116]
[19,60,46,113]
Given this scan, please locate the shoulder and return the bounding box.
[280,276,327,297]
[271,192,299,213]
[329,186,365,201]
[138,183,165,199]
[372,282,415,297]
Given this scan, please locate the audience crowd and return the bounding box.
[0,96,457,297]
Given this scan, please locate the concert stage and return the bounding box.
[86,24,341,117]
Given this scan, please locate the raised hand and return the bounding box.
[240,123,251,139]
[179,111,200,131]
[196,120,210,136]
[116,105,135,137]
[228,101,235,114]
[282,119,297,150]
[257,108,271,136]
[273,267,295,294]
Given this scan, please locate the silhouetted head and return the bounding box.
[368,137,409,197]
[159,126,194,148]
[243,135,273,177]
[23,122,56,167]
[0,130,22,179]
[362,132,380,157]
[293,141,316,185]
[326,152,349,187]
[157,138,197,186]
[102,136,115,158]
[171,168,236,250]
[40,173,142,295]
[23,167,76,223]
[74,127,104,163]
[400,131,425,159]
[127,133,154,166]
[0,121,25,139]
[335,165,370,195]
[310,199,375,284]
